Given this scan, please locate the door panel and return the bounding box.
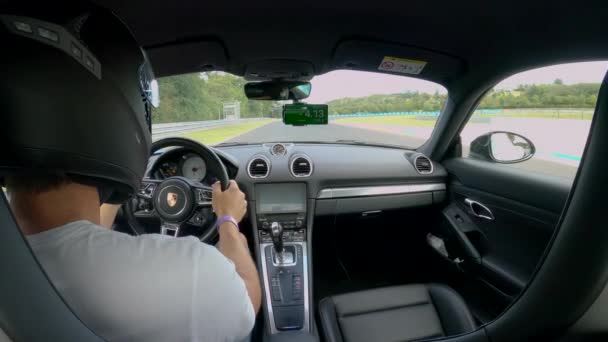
[439,158,571,316]
[443,158,571,213]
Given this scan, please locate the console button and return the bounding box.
[283,231,291,242]
[272,288,281,301]
[292,275,303,300]
[271,276,282,302]
[262,221,269,229]
[295,220,303,228]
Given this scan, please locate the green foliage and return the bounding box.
[327,92,447,114]
[478,83,600,109]
[328,83,600,115]
[153,72,280,123]
[154,72,601,123]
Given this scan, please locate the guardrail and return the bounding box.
[329,108,594,120]
[328,109,502,119]
[151,118,269,139]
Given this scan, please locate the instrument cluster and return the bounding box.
[155,152,208,182]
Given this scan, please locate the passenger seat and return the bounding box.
[319,284,476,342]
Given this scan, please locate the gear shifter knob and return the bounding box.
[270,222,284,253]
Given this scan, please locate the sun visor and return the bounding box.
[331,40,466,85]
[244,59,315,81]
[146,40,228,77]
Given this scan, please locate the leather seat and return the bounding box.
[319,284,476,342]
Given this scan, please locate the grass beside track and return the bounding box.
[181,120,274,145]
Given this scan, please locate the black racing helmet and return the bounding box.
[0,2,156,203]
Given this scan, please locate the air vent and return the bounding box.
[291,155,313,177]
[414,155,433,174]
[248,156,270,178]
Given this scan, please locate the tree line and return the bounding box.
[154,73,601,123]
[478,82,599,109]
[154,72,280,123]
[327,92,446,114]
[328,82,600,114]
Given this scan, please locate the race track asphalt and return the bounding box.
[226,121,427,148]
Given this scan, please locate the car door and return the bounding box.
[431,61,606,321]
[439,157,571,319]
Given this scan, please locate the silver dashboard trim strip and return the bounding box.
[260,242,310,335]
[317,183,446,199]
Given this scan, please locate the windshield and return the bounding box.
[153,70,447,148]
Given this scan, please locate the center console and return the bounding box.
[254,183,311,334]
[256,183,307,231]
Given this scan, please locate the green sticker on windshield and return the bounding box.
[283,103,328,126]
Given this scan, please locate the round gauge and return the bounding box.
[181,155,207,181]
[271,143,286,156]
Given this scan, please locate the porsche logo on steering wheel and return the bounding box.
[166,192,178,208]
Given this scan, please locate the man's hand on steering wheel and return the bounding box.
[125,137,232,242]
[212,180,247,223]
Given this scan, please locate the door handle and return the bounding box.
[361,210,382,218]
[464,198,495,221]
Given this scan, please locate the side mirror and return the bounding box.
[469,131,535,163]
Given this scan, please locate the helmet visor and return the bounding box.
[139,58,159,108]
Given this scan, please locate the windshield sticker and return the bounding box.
[378,56,426,75]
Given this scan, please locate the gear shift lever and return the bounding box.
[270,222,284,254]
[269,222,295,266]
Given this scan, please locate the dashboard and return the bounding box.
[147,142,447,215]
[226,142,446,217]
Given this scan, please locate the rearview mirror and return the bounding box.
[470,131,535,163]
[244,81,311,101]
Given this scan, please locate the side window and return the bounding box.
[461,61,608,179]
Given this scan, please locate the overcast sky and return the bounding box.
[307,61,608,103]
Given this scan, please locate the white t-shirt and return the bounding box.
[26,220,255,342]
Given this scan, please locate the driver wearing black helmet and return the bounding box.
[1,3,260,342]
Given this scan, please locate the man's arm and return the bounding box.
[212,180,262,314]
[100,204,121,229]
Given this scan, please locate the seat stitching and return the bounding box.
[427,285,447,337]
[333,298,347,342]
[428,284,476,333]
[339,300,431,318]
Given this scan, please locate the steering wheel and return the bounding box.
[125,137,230,242]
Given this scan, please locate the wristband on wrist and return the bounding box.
[216,215,239,231]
